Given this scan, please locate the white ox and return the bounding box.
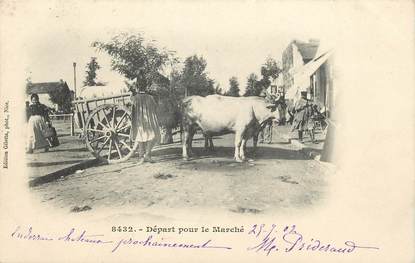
[181,95,276,162]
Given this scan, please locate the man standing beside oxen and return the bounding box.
[258,88,286,144]
[258,90,274,144]
[130,83,161,164]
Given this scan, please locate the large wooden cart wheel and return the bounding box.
[84,104,138,163]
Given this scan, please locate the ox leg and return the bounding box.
[209,137,215,151]
[204,135,215,152]
[252,132,259,157]
[188,128,196,156]
[240,138,248,161]
[182,126,191,161]
[234,132,244,162]
[204,135,209,152]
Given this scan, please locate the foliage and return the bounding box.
[92,32,181,135]
[258,57,282,90]
[214,84,223,95]
[91,34,221,143]
[225,76,240,97]
[150,75,180,130]
[179,55,215,97]
[92,33,178,92]
[48,86,72,113]
[243,58,282,97]
[83,57,102,86]
[244,73,262,96]
[25,77,32,85]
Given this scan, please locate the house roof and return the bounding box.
[303,50,333,77]
[26,81,69,95]
[292,39,320,62]
[286,50,333,100]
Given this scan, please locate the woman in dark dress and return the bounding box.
[26,94,50,153]
[291,91,315,143]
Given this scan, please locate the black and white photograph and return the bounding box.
[25,33,335,213]
[0,1,414,262]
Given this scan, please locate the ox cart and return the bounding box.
[72,93,138,164]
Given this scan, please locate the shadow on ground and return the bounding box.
[152,145,307,162]
[49,148,89,153]
[27,160,87,167]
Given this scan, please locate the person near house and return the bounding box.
[287,100,295,125]
[258,89,275,144]
[26,93,50,153]
[291,91,316,143]
[276,93,288,126]
[130,85,161,164]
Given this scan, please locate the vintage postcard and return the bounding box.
[0,0,413,262]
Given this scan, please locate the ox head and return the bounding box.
[252,98,279,126]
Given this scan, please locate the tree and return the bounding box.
[214,83,223,95]
[151,70,182,144]
[225,76,240,97]
[244,73,260,96]
[92,33,177,92]
[179,55,215,97]
[258,57,282,91]
[92,33,179,144]
[83,57,103,86]
[25,76,32,85]
[49,86,72,113]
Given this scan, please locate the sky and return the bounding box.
[16,1,339,95]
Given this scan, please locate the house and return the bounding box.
[282,39,320,91]
[26,80,72,111]
[282,39,334,116]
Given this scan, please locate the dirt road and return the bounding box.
[31,131,333,216]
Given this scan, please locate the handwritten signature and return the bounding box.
[10,225,380,255]
[247,224,380,256]
[10,226,232,253]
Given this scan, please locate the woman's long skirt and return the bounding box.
[26,115,49,151]
[130,94,161,144]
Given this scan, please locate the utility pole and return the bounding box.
[73,62,77,98]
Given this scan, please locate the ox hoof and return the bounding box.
[234,158,244,163]
[183,156,190,161]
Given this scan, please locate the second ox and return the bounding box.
[181,95,276,162]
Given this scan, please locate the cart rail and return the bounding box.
[72,93,131,105]
[71,92,139,163]
[72,93,132,133]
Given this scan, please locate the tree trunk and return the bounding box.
[160,127,173,145]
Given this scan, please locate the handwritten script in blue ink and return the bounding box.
[247,224,380,256]
[10,224,380,256]
[10,226,232,253]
